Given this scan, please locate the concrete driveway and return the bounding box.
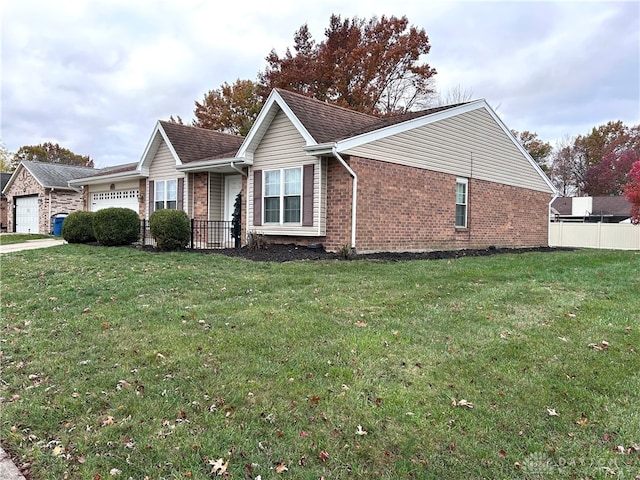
[0,238,66,254]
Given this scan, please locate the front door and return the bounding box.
[224,175,242,222]
[224,175,242,245]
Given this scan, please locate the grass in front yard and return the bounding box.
[0,233,53,245]
[1,246,638,479]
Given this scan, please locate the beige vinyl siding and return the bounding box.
[87,180,139,194]
[147,142,187,217]
[209,173,224,221]
[248,109,325,236]
[344,108,552,193]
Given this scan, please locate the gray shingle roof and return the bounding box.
[22,161,97,189]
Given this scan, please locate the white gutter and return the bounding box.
[331,146,357,250]
[176,157,252,173]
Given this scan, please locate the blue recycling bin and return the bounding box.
[53,216,65,236]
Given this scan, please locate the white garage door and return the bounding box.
[15,195,40,233]
[91,189,139,212]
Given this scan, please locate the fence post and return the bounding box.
[190,218,195,250]
[141,219,146,246]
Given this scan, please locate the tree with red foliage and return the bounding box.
[584,150,640,196]
[623,161,640,224]
[261,14,437,116]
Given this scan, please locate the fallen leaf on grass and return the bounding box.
[588,340,610,351]
[209,458,228,476]
[451,398,474,408]
[275,463,288,473]
[101,416,115,426]
[546,408,559,416]
[354,321,367,327]
[52,445,64,457]
[82,307,91,314]
[356,425,368,436]
[319,450,330,462]
[576,417,588,426]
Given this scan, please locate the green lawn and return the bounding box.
[1,245,638,479]
[0,233,53,245]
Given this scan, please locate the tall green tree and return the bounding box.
[11,142,93,169]
[511,130,552,171]
[260,14,437,116]
[192,79,263,136]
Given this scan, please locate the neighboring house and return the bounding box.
[72,88,556,253]
[2,161,96,234]
[551,196,632,223]
[1,172,12,231]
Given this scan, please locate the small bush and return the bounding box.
[247,231,269,251]
[93,208,140,246]
[338,244,354,260]
[61,211,96,244]
[149,209,191,251]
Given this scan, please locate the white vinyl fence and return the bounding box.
[549,223,640,250]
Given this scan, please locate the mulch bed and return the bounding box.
[183,243,572,263]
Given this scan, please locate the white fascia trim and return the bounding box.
[335,100,488,153]
[237,89,317,158]
[304,143,335,156]
[68,170,143,187]
[175,157,253,173]
[2,163,25,193]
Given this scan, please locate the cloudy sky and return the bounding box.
[2,0,638,168]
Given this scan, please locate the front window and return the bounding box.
[263,167,302,224]
[455,178,468,228]
[155,179,177,210]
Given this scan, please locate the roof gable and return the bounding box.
[138,121,244,172]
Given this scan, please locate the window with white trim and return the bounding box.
[263,167,302,224]
[155,179,177,210]
[455,177,468,228]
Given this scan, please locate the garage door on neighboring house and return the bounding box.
[91,189,139,212]
[15,195,40,233]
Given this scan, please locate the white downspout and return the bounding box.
[230,162,246,176]
[331,146,357,250]
[48,189,53,234]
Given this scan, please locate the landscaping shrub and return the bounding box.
[61,211,96,243]
[149,209,191,251]
[247,231,269,251]
[93,207,140,246]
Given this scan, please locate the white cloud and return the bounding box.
[1,0,638,166]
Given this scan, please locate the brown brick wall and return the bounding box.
[193,172,209,220]
[315,156,550,252]
[1,197,7,230]
[343,156,550,253]
[138,179,146,218]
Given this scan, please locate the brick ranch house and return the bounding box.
[2,161,96,234]
[71,88,557,253]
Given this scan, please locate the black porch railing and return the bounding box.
[140,219,239,250]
